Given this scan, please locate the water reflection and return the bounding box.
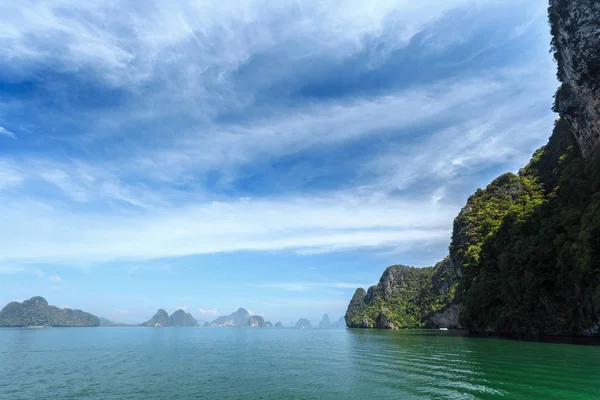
[346,329,600,399]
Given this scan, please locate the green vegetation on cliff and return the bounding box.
[345,0,600,336]
[347,120,600,336]
[345,258,459,329]
[0,297,99,327]
[459,120,600,336]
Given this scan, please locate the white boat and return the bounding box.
[439,327,448,331]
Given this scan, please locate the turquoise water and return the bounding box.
[1,328,599,399]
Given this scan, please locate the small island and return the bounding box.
[0,296,99,327]
[141,309,198,327]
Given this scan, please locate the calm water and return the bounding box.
[1,328,599,399]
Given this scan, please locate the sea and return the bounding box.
[1,327,599,399]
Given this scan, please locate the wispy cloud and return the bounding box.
[0,193,456,264]
[0,0,555,270]
[0,127,16,139]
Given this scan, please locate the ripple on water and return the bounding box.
[1,328,600,400]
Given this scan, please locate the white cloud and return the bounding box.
[114,309,129,315]
[48,275,62,282]
[0,0,501,87]
[0,192,455,264]
[0,127,16,139]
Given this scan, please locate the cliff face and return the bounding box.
[0,297,99,327]
[550,0,600,157]
[345,0,600,336]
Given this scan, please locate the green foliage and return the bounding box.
[346,120,600,336]
[456,120,600,336]
[345,288,368,327]
[345,259,459,329]
[0,297,99,327]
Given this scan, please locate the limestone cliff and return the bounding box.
[550,0,600,157]
[345,0,600,337]
[345,259,460,329]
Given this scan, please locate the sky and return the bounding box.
[0,0,558,325]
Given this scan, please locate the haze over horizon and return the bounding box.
[0,0,557,323]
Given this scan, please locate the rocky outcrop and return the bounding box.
[141,309,170,327]
[210,308,251,326]
[169,309,198,327]
[275,321,283,328]
[345,288,367,327]
[319,313,332,329]
[550,0,600,157]
[249,315,265,327]
[426,305,462,329]
[0,297,99,327]
[375,308,396,329]
[265,321,273,327]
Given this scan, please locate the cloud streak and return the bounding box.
[0,127,16,139]
[0,193,456,263]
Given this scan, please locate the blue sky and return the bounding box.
[0,0,557,324]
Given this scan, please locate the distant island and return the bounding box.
[0,298,344,330]
[141,309,198,327]
[0,296,99,327]
[319,314,331,328]
[295,318,312,329]
[209,308,272,327]
[210,308,252,326]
